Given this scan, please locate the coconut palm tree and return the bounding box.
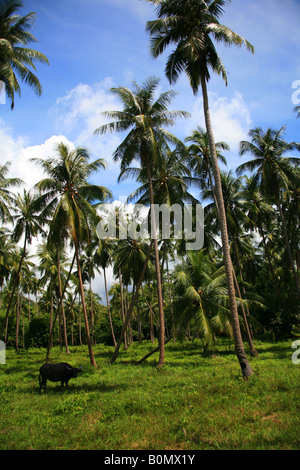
[202,171,258,356]
[32,143,112,366]
[0,161,22,222]
[0,227,16,306]
[79,240,102,346]
[241,176,279,291]
[120,142,197,207]
[94,76,189,367]
[146,0,255,377]
[114,237,155,350]
[186,126,228,196]
[172,250,232,345]
[238,126,300,300]
[0,189,45,340]
[0,0,49,109]
[37,242,70,353]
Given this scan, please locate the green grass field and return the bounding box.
[0,339,299,450]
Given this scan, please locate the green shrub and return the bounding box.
[25,316,52,348]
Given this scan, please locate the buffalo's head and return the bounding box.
[67,365,83,377]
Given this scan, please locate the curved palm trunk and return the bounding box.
[75,240,97,367]
[200,74,253,378]
[145,158,165,367]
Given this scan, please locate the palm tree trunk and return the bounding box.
[166,257,175,342]
[49,291,53,350]
[200,74,253,378]
[46,252,75,360]
[145,158,165,368]
[276,198,300,300]
[90,277,95,345]
[137,303,142,344]
[105,267,116,347]
[0,282,2,310]
[111,241,153,364]
[15,286,20,351]
[28,288,31,323]
[232,267,257,356]
[78,295,82,346]
[21,292,24,349]
[35,290,39,317]
[207,164,256,353]
[137,335,173,364]
[75,240,97,367]
[57,248,70,354]
[258,222,280,294]
[118,269,127,349]
[0,232,27,342]
[57,292,62,350]
[149,299,155,343]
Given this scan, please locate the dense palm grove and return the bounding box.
[0,0,299,376]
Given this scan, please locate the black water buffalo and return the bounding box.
[39,362,83,390]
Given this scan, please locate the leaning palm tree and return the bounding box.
[32,143,112,366]
[0,0,49,109]
[238,126,300,299]
[146,0,255,377]
[94,76,189,367]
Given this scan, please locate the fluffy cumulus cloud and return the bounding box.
[51,78,120,147]
[186,91,253,159]
[0,121,75,191]
[1,78,127,200]
[50,79,123,191]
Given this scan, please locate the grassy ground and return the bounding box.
[0,339,299,450]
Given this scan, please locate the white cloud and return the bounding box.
[186,91,252,164]
[51,78,119,144]
[0,119,29,167]
[0,122,75,191]
[50,79,132,195]
[51,79,122,157]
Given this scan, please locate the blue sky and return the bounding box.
[1,0,300,196]
[1,0,300,295]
